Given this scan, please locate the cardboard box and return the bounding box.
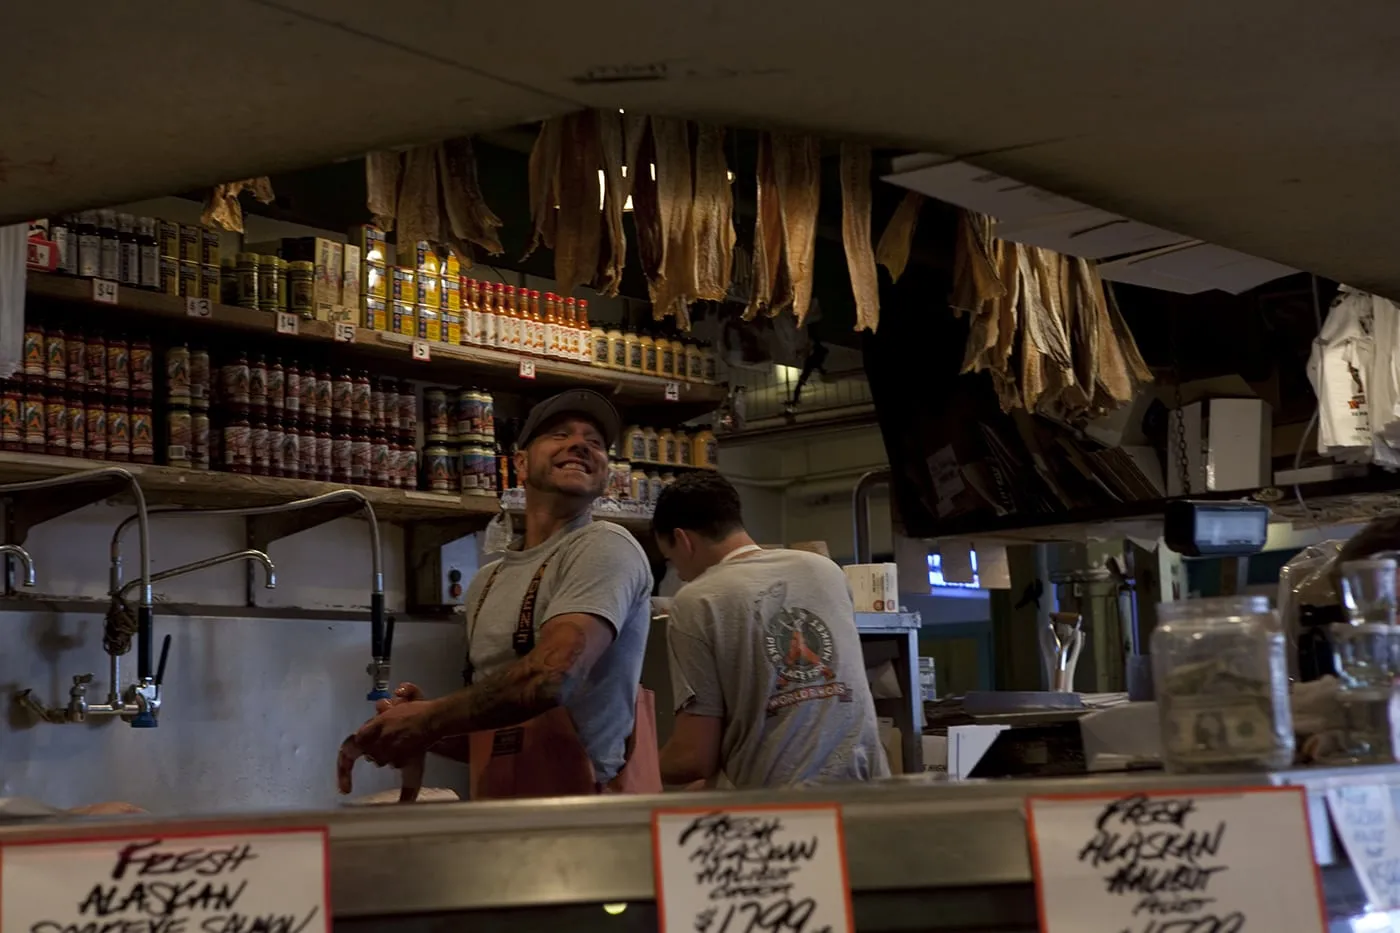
[348,224,388,265]
[342,243,361,308]
[844,563,899,612]
[361,262,387,300]
[1167,397,1272,495]
[391,266,415,303]
[362,297,387,331]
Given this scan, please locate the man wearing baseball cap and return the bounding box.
[339,388,658,798]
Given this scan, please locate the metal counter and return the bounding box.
[0,766,1388,931]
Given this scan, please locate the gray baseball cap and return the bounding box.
[516,389,621,449]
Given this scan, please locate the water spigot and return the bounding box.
[366,615,396,701]
[67,673,94,723]
[0,544,37,587]
[130,634,171,729]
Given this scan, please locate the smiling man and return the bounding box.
[339,388,656,798]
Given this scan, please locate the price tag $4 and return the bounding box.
[411,340,431,361]
[92,279,119,304]
[519,359,537,380]
[185,297,212,319]
[276,312,299,336]
[334,322,356,343]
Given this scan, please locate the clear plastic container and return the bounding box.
[1151,596,1294,772]
[1332,558,1400,762]
[918,657,937,703]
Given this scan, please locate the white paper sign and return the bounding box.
[92,279,119,304]
[411,340,431,362]
[333,322,356,343]
[1027,789,1325,933]
[185,297,212,319]
[653,806,852,933]
[275,312,299,335]
[518,359,536,379]
[1,827,329,933]
[1326,784,1400,910]
[664,381,679,401]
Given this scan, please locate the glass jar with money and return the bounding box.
[1151,596,1294,772]
[1332,557,1400,763]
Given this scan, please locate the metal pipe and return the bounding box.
[109,489,381,597]
[0,469,151,672]
[0,544,36,586]
[120,549,276,600]
[851,469,891,564]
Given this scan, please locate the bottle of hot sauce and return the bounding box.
[543,292,559,359]
[529,289,545,356]
[578,299,593,364]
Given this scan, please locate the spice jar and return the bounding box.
[259,256,284,312]
[1151,595,1294,772]
[624,330,642,373]
[288,261,314,316]
[235,253,260,309]
[1333,558,1400,763]
[641,332,659,376]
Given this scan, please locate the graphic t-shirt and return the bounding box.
[666,548,890,788]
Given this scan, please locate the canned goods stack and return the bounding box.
[3,319,156,465]
[421,387,497,495]
[38,212,221,302]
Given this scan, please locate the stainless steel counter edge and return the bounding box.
[1,766,1388,918]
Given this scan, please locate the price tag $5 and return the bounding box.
[411,340,431,361]
[334,322,356,343]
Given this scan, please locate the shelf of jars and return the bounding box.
[0,450,500,523]
[25,272,726,418]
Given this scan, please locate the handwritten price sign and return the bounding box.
[411,340,431,362]
[652,805,853,933]
[0,827,330,933]
[185,297,212,319]
[1326,784,1400,910]
[333,322,356,343]
[275,312,299,335]
[1026,789,1326,933]
[92,279,119,304]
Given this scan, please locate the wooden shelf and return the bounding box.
[0,450,501,524]
[921,471,1400,543]
[26,274,725,421]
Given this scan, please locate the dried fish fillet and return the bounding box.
[648,117,695,329]
[595,110,628,296]
[771,134,822,326]
[201,178,275,233]
[395,145,442,249]
[840,143,881,333]
[439,137,503,257]
[743,133,788,321]
[1103,277,1154,385]
[523,118,564,260]
[631,122,665,284]
[690,124,735,303]
[365,151,402,232]
[554,111,603,296]
[875,190,923,284]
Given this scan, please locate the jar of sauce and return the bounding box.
[686,341,705,383]
[624,330,642,373]
[223,408,250,473]
[659,428,677,465]
[659,338,677,379]
[641,332,659,376]
[693,426,719,469]
[642,426,660,464]
[622,425,647,461]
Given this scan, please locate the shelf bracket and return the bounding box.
[245,499,368,608]
[3,474,133,597]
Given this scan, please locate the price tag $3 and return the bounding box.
[519,360,537,380]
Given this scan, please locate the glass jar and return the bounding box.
[1151,596,1294,772]
[918,657,938,703]
[1332,557,1400,763]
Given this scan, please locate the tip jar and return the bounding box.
[1151,595,1293,772]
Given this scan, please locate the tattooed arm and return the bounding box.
[344,613,616,773]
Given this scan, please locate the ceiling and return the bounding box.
[10,2,1400,295]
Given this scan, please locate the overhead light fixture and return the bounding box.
[603,904,628,916]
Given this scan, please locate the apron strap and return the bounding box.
[463,554,556,686]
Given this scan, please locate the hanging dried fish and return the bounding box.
[594,110,629,297]
[395,145,442,249]
[951,211,1005,318]
[771,134,822,326]
[554,111,603,296]
[365,151,402,231]
[1104,277,1154,385]
[690,124,735,303]
[875,190,923,284]
[201,178,274,233]
[631,121,665,285]
[840,143,881,333]
[648,116,695,329]
[523,118,564,260]
[438,137,503,257]
[743,132,790,321]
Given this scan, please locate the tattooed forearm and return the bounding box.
[428,616,598,738]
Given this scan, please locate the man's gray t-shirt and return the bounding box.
[463,513,653,782]
[667,548,890,788]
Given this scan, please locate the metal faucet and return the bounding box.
[0,544,37,587]
[109,489,390,702]
[2,469,157,727]
[18,549,276,726]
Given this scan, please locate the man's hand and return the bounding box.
[338,684,437,795]
[376,682,425,713]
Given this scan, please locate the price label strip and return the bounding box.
[1325,784,1400,911]
[185,297,212,319]
[92,279,119,304]
[653,804,853,933]
[276,312,299,335]
[1026,788,1327,933]
[0,827,330,933]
